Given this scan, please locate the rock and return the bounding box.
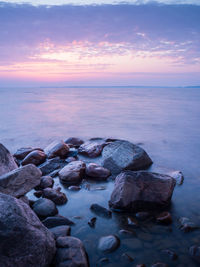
[49,225,71,238]
[189,245,200,263]
[179,217,198,232]
[39,157,66,175]
[169,171,184,185]
[0,192,55,266]
[37,175,54,189]
[136,211,151,221]
[68,185,81,191]
[13,147,43,160]
[88,217,97,228]
[156,212,172,225]
[34,190,43,198]
[18,195,30,205]
[32,198,58,219]
[119,229,136,236]
[127,217,139,227]
[42,215,75,228]
[79,139,106,157]
[86,163,111,180]
[90,203,112,218]
[59,160,86,185]
[109,171,176,212]
[151,263,169,267]
[55,236,89,267]
[44,140,69,159]
[65,137,84,147]
[162,249,178,260]
[98,235,120,253]
[66,156,77,163]
[43,187,68,205]
[0,164,42,197]
[98,258,110,265]
[21,150,46,166]
[0,143,18,176]
[68,148,78,157]
[102,140,153,175]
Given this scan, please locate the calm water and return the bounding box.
[1,86,200,266]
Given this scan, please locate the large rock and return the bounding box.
[39,157,67,176]
[55,236,89,267]
[86,163,111,180]
[102,140,152,175]
[44,140,69,159]
[78,139,106,158]
[0,192,55,266]
[0,143,17,176]
[109,171,176,212]
[0,164,42,197]
[59,160,86,185]
[21,150,46,166]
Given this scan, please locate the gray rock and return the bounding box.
[44,140,69,159]
[33,198,58,219]
[189,245,200,263]
[0,192,55,266]
[0,143,17,176]
[56,236,89,267]
[39,157,66,175]
[42,215,75,228]
[13,147,43,160]
[98,235,120,253]
[86,163,111,180]
[102,140,152,175]
[38,175,54,189]
[21,150,46,166]
[79,139,106,158]
[59,160,86,185]
[0,164,42,197]
[49,225,71,238]
[43,187,68,205]
[109,171,176,212]
[65,137,84,147]
[90,203,112,218]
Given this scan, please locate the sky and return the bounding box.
[0,0,200,86]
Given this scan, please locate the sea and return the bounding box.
[0,86,200,266]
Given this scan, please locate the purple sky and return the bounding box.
[0,1,200,86]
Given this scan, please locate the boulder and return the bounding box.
[65,137,84,147]
[13,147,43,160]
[59,160,86,185]
[21,150,46,166]
[0,164,42,197]
[43,187,68,205]
[0,192,55,266]
[44,140,69,159]
[32,198,58,219]
[0,143,17,176]
[42,215,75,228]
[55,236,89,267]
[102,140,152,175]
[98,235,120,253]
[86,163,111,180]
[78,139,106,157]
[109,171,176,212]
[39,157,66,176]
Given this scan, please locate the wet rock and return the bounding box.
[59,160,86,185]
[34,190,43,198]
[98,235,120,253]
[0,164,41,197]
[68,185,81,191]
[109,171,176,212]
[42,215,75,228]
[86,163,111,180]
[156,212,172,225]
[0,192,55,266]
[169,170,184,185]
[189,245,200,263]
[32,198,58,219]
[66,156,77,163]
[56,236,89,267]
[79,139,106,157]
[43,187,68,205]
[151,263,169,267]
[119,229,136,236]
[162,249,178,260]
[102,140,153,175]
[122,252,134,262]
[88,217,97,228]
[21,150,46,166]
[0,143,18,176]
[136,211,151,221]
[13,147,43,160]
[65,137,84,147]
[90,203,112,218]
[39,157,66,176]
[179,217,198,232]
[37,175,54,189]
[49,225,71,238]
[44,140,69,159]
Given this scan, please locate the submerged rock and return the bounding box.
[59,160,86,185]
[42,215,74,228]
[43,187,68,205]
[44,140,69,159]
[0,143,18,176]
[21,150,46,166]
[39,157,66,176]
[102,140,153,175]
[0,192,55,266]
[98,235,120,253]
[33,198,58,219]
[56,236,89,267]
[0,164,41,197]
[86,163,111,180]
[79,139,106,157]
[109,171,176,212]
[90,203,112,218]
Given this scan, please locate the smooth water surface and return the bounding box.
[1,86,200,266]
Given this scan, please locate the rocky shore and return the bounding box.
[0,138,199,267]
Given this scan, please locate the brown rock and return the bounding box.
[44,140,69,159]
[78,139,106,157]
[43,187,68,205]
[21,150,46,166]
